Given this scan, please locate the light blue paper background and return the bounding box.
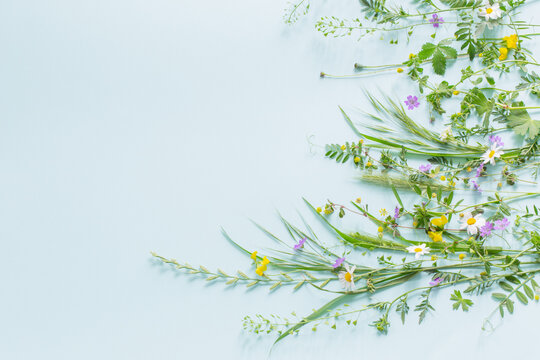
[2,1,540,359]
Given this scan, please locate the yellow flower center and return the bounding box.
[489,150,496,158]
[414,247,423,253]
[486,8,493,14]
[344,272,352,282]
[467,218,476,225]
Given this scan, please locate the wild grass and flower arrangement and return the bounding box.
[152,0,540,345]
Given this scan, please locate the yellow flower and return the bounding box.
[355,197,362,204]
[432,193,437,198]
[354,156,360,163]
[262,256,270,265]
[255,264,267,276]
[499,47,508,61]
[431,215,448,228]
[379,208,388,217]
[478,53,483,57]
[397,67,404,73]
[459,253,466,260]
[503,34,518,49]
[497,182,502,188]
[316,207,322,213]
[467,167,472,172]
[440,175,446,181]
[428,231,443,242]
[409,53,415,59]
[535,294,540,301]
[378,226,383,233]
[453,90,459,96]
[431,255,437,261]
[360,139,364,144]
[449,181,456,187]
[366,161,372,167]
[251,251,258,261]
[341,145,346,150]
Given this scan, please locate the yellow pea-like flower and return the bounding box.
[499,47,508,61]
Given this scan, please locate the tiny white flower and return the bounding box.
[481,144,504,165]
[460,212,486,235]
[439,126,453,141]
[338,264,356,291]
[479,3,502,21]
[405,243,431,259]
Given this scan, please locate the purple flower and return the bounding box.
[480,221,494,237]
[394,206,400,219]
[404,95,420,110]
[475,163,484,178]
[294,237,306,250]
[419,163,432,173]
[429,14,444,28]
[429,277,443,286]
[494,218,511,230]
[332,257,345,268]
[471,180,482,192]
[489,135,504,147]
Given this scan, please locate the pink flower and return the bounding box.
[480,221,494,237]
[419,164,432,173]
[404,95,420,110]
[494,218,510,230]
[429,277,443,286]
[332,257,345,268]
[293,237,306,250]
[429,14,444,28]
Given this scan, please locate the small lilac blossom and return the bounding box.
[429,14,444,28]
[394,206,400,219]
[494,218,511,230]
[471,180,482,192]
[294,237,306,250]
[475,163,484,178]
[480,221,494,237]
[419,163,432,173]
[429,277,443,286]
[489,135,504,147]
[404,95,420,110]
[332,257,345,268]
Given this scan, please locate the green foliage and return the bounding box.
[417,41,457,75]
[414,289,434,324]
[506,102,540,139]
[450,290,474,311]
[283,0,310,24]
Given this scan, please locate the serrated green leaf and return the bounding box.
[432,49,447,75]
[418,42,436,60]
[439,45,457,59]
[507,101,540,139]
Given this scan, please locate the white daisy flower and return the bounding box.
[405,243,430,259]
[439,126,453,141]
[460,212,486,235]
[338,264,356,291]
[479,3,502,20]
[481,144,504,165]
